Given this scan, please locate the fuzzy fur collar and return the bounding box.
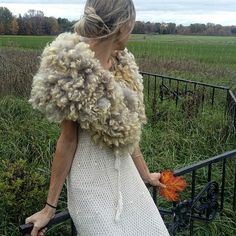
[29,32,147,155]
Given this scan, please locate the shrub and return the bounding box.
[0,158,48,234]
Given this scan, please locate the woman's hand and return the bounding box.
[25,207,56,236]
[147,172,166,189]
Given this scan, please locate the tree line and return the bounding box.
[0,7,236,36]
[0,7,74,35]
[134,21,236,36]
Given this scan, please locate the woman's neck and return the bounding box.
[82,37,116,70]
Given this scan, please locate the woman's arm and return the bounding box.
[131,145,166,188]
[25,120,78,236]
[131,145,151,183]
[44,119,78,213]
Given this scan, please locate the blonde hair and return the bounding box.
[74,0,136,39]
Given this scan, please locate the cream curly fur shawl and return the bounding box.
[29,32,147,155]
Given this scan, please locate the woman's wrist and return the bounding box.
[142,173,152,184]
[147,172,157,185]
[45,201,57,209]
[43,205,57,218]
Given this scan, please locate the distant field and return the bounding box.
[128,34,236,88]
[1,34,235,88]
[0,35,55,49]
[129,34,236,66]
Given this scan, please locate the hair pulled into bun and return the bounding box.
[74,0,136,39]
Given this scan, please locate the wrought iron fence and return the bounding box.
[226,90,236,130]
[156,149,236,235]
[19,148,236,236]
[19,210,77,236]
[19,72,236,236]
[140,72,230,122]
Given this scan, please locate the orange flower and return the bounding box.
[159,170,187,202]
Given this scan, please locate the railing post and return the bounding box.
[175,80,179,107]
[220,159,226,215]
[234,103,236,131]
[152,75,157,121]
[211,87,215,108]
[71,219,77,236]
[233,161,236,211]
[206,163,212,219]
[225,89,230,117]
[190,170,196,236]
[184,82,188,95]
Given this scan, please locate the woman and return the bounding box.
[25,0,170,235]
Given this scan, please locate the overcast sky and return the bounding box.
[1,0,236,26]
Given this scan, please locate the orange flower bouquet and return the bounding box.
[159,170,188,202]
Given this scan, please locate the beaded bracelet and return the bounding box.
[46,202,57,209]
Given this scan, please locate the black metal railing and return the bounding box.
[19,149,236,236]
[157,149,236,235]
[141,72,229,105]
[226,89,236,130]
[141,72,236,130]
[19,210,77,236]
[19,72,236,235]
[140,72,230,121]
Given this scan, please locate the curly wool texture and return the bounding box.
[29,32,147,154]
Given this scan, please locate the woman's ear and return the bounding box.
[116,27,123,37]
[113,28,123,42]
[119,24,127,34]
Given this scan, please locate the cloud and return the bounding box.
[1,0,236,25]
[2,0,85,3]
[2,0,236,11]
[138,10,236,26]
[134,0,236,12]
[2,0,236,12]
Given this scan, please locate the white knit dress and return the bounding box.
[66,126,170,236]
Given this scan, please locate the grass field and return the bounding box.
[0,35,55,49]
[0,34,235,235]
[1,34,235,88]
[129,35,236,89]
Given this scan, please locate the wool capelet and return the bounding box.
[29,32,147,155]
